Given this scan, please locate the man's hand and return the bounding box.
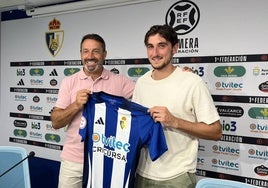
[148,106,176,127]
[75,89,91,109]
[182,66,193,72]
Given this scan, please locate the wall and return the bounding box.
[1,0,268,187]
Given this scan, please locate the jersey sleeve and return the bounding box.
[147,122,168,161]
[139,116,168,161]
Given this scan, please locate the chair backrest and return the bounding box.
[196,178,258,188]
[0,146,31,188]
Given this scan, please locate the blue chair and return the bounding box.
[0,146,31,188]
[196,178,258,188]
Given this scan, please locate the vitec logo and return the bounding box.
[211,158,239,171]
[46,18,64,57]
[249,123,268,133]
[212,144,240,157]
[248,148,268,160]
[215,81,243,91]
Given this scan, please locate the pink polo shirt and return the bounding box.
[55,68,135,163]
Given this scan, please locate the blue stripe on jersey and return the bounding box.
[79,91,168,188]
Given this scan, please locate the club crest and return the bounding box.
[46,18,64,57]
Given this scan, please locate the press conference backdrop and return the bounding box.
[1,0,268,187]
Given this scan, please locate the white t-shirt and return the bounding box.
[132,67,220,180]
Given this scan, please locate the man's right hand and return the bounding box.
[75,89,91,109]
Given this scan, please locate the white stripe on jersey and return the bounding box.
[110,108,131,187]
[91,103,106,188]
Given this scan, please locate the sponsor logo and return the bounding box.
[50,79,58,86]
[17,104,24,111]
[30,79,43,85]
[215,81,243,91]
[92,133,129,162]
[248,108,268,119]
[254,165,268,176]
[212,145,240,156]
[110,68,119,74]
[128,67,149,77]
[46,97,57,103]
[248,149,268,160]
[214,66,246,77]
[64,68,80,76]
[189,66,204,77]
[30,106,43,112]
[17,68,25,76]
[29,131,42,139]
[221,120,237,132]
[45,133,61,143]
[13,129,27,137]
[33,95,40,103]
[13,120,27,128]
[31,122,41,129]
[259,81,268,93]
[29,68,44,76]
[15,94,27,101]
[17,79,25,86]
[93,133,130,153]
[216,105,244,117]
[253,66,268,76]
[211,158,239,171]
[94,117,104,125]
[49,69,58,76]
[250,123,268,133]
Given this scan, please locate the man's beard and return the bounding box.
[151,57,172,70]
[83,58,100,72]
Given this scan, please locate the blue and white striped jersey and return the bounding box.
[79,92,167,188]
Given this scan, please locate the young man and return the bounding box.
[50,34,135,188]
[133,24,222,188]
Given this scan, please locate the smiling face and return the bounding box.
[146,33,178,70]
[80,38,107,76]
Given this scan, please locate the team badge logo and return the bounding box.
[46,18,64,57]
[120,116,127,129]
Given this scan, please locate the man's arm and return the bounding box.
[148,106,222,141]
